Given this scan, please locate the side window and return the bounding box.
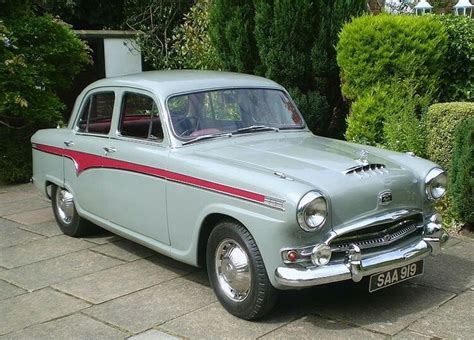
[119,92,163,141]
[77,92,115,134]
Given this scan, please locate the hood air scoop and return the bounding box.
[343,163,388,178]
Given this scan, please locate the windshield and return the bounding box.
[167,88,305,140]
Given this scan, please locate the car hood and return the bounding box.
[193,132,402,184]
[191,132,429,229]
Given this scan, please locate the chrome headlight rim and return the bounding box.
[425,167,447,201]
[297,191,328,232]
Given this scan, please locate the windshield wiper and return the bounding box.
[232,125,280,135]
[182,133,232,146]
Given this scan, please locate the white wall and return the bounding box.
[103,38,142,78]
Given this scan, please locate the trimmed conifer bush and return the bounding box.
[450,118,474,227]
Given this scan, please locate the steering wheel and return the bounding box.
[178,116,201,137]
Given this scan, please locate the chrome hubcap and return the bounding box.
[215,239,251,302]
[55,188,74,225]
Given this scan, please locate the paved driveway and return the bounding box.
[1,183,473,339]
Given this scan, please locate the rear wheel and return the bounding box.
[206,220,277,319]
[51,185,96,237]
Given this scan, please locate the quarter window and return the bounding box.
[77,92,115,134]
[119,92,163,141]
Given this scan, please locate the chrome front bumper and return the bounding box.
[275,216,449,288]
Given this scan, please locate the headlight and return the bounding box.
[297,191,328,232]
[425,168,447,200]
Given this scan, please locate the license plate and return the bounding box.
[369,260,423,292]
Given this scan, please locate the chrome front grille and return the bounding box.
[330,218,422,252]
[343,163,388,178]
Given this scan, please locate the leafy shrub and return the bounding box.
[450,118,474,227]
[0,13,90,183]
[209,0,258,73]
[345,81,429,156]
[424,102,474,172]
[345,87,386,146]
[172,0,222,70]
[436,15,474,102]
[337,14,447,101]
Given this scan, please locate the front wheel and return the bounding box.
[51,185,96,237]
[206,220,277,319]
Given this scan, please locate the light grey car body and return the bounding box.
[31,70,448,290]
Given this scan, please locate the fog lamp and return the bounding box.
[311,244,332,266]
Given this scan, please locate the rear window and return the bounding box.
[77,92,115,134]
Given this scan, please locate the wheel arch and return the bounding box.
[196,213,244,268]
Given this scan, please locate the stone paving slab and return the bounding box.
[409,290,474,339]
[53,256,192,304]
[0,190,36,204]
[84,277,216,333]
[411,240,474,293]
[0,198,49,216]
[1,250,123,291]
[0,235,94,269]
[0,219,44,249]
[5,207,54,225]
[91,239,156,262]
[0,314,127,340]
[129,329,180,340]
[161,301,303,340]
[0,280,26,300]
[17,220,62,237]
[0,288,90,335]
[392,330,434,339]
[259,315,386,340]
[309,281,455,336]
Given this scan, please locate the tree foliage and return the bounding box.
[0,5,91,182]
[125,0,192,69]
[209,0,258,73]
[311,0,366,137]
[172,0,222,70]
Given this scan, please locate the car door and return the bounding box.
[63,88,118,219]
[96,88,170,245]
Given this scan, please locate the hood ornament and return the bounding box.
[356,149,369,165]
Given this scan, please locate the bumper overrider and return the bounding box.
[275,212,449,288]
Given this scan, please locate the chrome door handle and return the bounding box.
[64,141,74,147]
[103,146,116,154]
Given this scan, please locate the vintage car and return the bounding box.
[31,70,449,319]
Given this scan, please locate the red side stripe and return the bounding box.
[33,143,266,203]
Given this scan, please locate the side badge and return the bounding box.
[379,191,392,205]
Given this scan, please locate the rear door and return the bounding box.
[96,88,170,245]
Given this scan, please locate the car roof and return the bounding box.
[85,70,284,99]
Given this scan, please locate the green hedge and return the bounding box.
[436,15,474,102]
[450,118,474,227]
[337,14,447,101]
[425,102,474,173]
